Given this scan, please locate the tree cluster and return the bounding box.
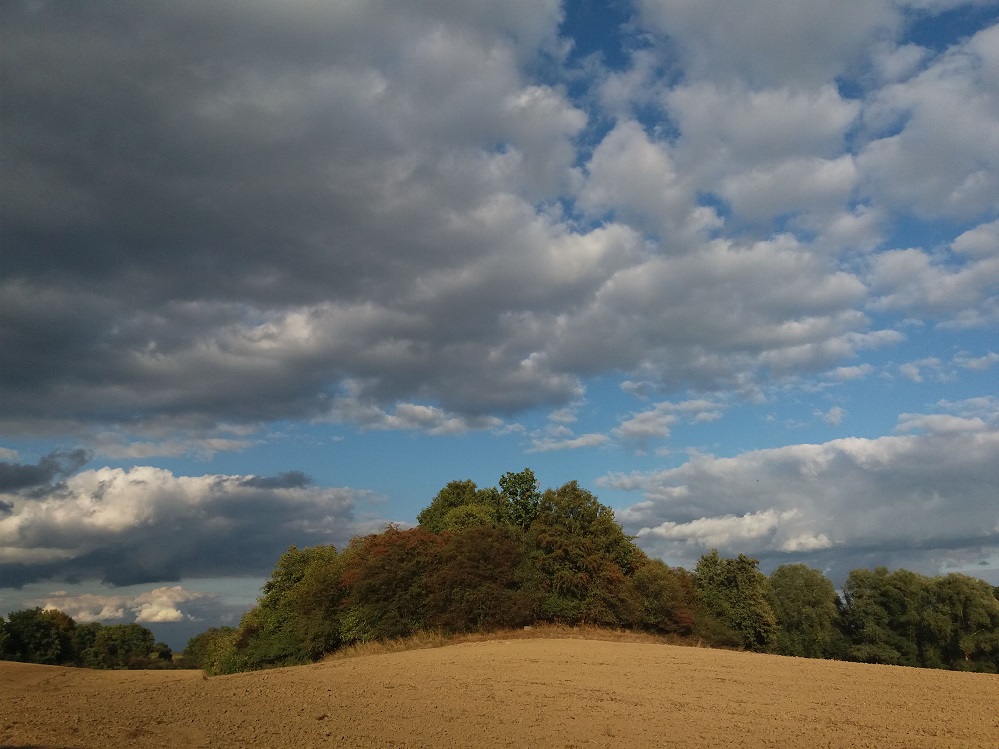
[0,607,176,669]
[186,469,999,675]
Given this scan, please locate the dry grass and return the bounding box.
[324,623,702,661]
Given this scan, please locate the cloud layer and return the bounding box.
[3,1,994,445]
[0,457,382,587]
[610,399,999,580]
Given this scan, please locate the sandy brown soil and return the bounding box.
[2,638,998,748]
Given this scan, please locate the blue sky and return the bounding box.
[2,0,998,647]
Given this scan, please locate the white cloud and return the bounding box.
[41,586,209,624]
[529,433,611,452]
[830,364,873,381]
[579,120,698,237]
[896,413,989,434]
[636,0,900,86]
[899,357,942,382]
[0,466,382,586]
[820,405,847,425]
[609,426,999,577]
[953,219,999,259]
[859,23,999,221]
[638,508,799,548]
[954,351,999,370]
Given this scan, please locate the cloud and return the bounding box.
[830,364,873,381]
[859,23,999,221]
[819,405,847,425]
[0,450,89,493]
[608,423,999,580]
[529,433,611,453]
[40,586,210,624]
[0,466,384,587]
[636,0,901,87]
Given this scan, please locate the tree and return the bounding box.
[768,564,843,658]
[695,551,777,651]
[3,608,70,665]
[340,527,445,643]
[500,468,542,529]
[231,544,343,669]
[423,524,536,632]
[530,481,643,626]
[629,559,699,635]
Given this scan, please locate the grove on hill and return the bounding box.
[180,469,999,675]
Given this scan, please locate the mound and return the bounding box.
[2,638,997,748]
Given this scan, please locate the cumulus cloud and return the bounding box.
[41,586,210,624]
[0,466,384,587]
[608,422,999,580]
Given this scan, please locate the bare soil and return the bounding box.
[3,638,997,748]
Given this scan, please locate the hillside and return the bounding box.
[2,638,997,748]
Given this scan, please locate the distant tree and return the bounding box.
[925,574,999,672]
[185,627,242,675]
[90,623,156,669]
[768,564,844,658]
[840,567,924,666]
[418,480,479,532]
[183,626,238,673]
[232,544,343,669]
[0,616,11,659]
[842,567,999,671]
[695,551,777,651]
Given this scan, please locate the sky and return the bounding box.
[2,0,998,648]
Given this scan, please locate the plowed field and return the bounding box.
[3,638,997,748]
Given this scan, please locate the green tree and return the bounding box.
[0,615,11,660]
[530,481,643,626]
[768,564,844,658]
[695,551,777,651]
[88,623,156,669]
[629,559,699,635]
[186,627,242,675]
[3,608,70,665]
[232,544,343,669]
[500,468,542,529]
[417,480,481,533]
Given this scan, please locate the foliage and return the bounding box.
[226,544,345,671]
[840,567,999,671]
[768,564,845,659]
[500,468,542,529]
[695,550,777,651]
[629,559,699,635]
[0,607,168,669]
[530,481,643,626]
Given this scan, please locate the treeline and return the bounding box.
[0,607,179,669]
[184,470,999,675]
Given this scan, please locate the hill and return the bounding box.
[2,637,997,748]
